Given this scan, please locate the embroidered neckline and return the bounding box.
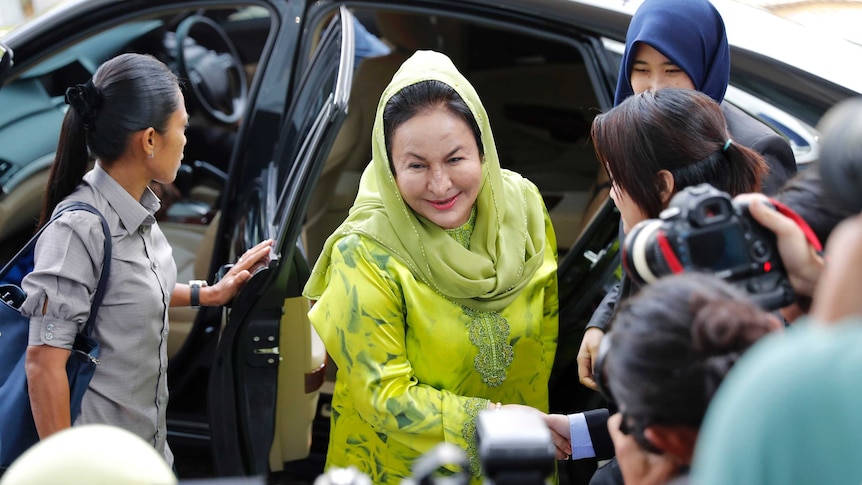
[463,306,513,388]
[444,206,476,249]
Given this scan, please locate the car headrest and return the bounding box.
[374,11,439,52]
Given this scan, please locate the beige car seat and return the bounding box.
[577,166,612,236]
[302,11,441,264]
[162,211,221,358]
[0,169,48,249]
[467,63,601,251]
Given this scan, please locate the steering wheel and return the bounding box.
[174,15,248,125]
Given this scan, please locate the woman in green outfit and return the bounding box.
[302,50,559,483]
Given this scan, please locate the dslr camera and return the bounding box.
[622,183,794,310]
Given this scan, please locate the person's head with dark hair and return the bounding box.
[614,0,729,106]
[379,75,485,231]
[774,167,856,247]
[600,272,781,467]
[41,53,183,227]
[592,88,768,232]
[383,79,483,167]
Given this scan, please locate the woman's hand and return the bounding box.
[205,239,273,306]
[607,413,678,485]
[577,327,604,390]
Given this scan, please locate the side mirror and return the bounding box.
[0,43,13,81]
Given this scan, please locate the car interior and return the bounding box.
[0,6,270,356]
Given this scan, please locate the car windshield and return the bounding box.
[1,0,73,37]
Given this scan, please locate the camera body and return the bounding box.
[622,183,794,310]
[475,408,555,485]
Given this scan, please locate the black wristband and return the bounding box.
[189,279,207,308]
[190,283,201,308]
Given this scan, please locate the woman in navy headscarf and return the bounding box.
[614,0,796,194]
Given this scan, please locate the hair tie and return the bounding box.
[722,139,733,152]
[64,80,101,131]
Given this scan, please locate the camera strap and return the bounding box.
[768,198,823,253]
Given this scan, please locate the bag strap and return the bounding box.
[60,202,112,337]
[0,202,111,337]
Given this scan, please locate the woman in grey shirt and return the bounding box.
[21,53,272,467]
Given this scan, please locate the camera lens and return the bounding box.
[622,220,668,285]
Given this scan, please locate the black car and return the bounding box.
[0,0,858,483]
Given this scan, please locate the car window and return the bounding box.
[268,8,354,251]
[19,20,164,80]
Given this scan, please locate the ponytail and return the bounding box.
[595,89,769,219]
[720,137,768,196]
[40,105,92,228]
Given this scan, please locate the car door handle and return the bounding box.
[584,249,606,268]
[253,346,280,355]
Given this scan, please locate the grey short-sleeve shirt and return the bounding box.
[22,164,177,465]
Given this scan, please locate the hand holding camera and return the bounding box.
[622,183,822,311]
[735,192,825,300]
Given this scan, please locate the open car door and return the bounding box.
[208,6,354,477]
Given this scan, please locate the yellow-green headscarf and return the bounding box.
[303,50,547,312]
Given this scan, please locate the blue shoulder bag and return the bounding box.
[0,202,111,469]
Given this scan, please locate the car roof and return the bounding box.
[5,0,859,96]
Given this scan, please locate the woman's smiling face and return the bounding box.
[390,105,483,229]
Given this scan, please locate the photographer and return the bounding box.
[542,182,827,464]
[768,168,855,322]
[578,87,767,391]
[689,211,862,484]
[690,97,862,485]
[599,273,783,485]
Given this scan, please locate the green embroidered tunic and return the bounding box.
[304,50,559,484]
[309,208,557,483]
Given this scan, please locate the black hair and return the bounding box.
[605,273,777,428]
[40,53,181,227]
[773,166,855,246]
[592,88,768,218]
[382,79,483,166]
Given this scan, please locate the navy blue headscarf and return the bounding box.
[614,0,731,106]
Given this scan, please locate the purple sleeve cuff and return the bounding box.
[568,413,597,460]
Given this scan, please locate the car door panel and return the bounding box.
[208,5,354,477]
